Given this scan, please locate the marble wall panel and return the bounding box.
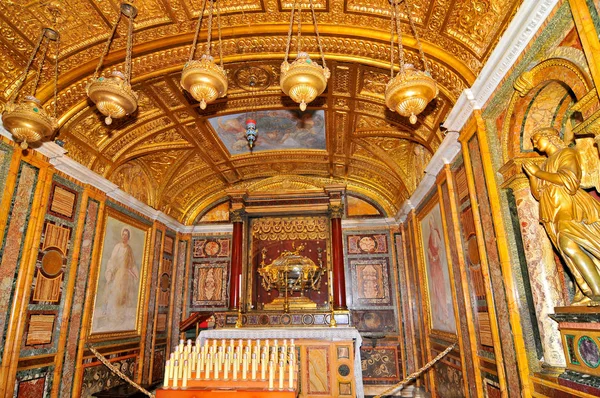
[189,236,231,313]
[360,346,400,384]
[14,367,52,398]
[433,361,465,398]
[171,240,187,352]
[0,162,39,364]
[80,356,136,397]
[22,177,83,362]
[440,177,473,397]
[0,141,14,206]
[59,199,99,398]
[142,229,162,382]
[467,134,520,394]
[351,310,397,334]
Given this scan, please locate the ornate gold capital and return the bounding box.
[230,209,245,223]
[502,173,531,192]
[328,204,344,219]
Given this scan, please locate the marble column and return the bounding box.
[330,204,347,310]
[506,174,566,368]
[229,210,244,311]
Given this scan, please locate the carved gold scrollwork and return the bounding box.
[514,71,535,97]
[251,217,328,241]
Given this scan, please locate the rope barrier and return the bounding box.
[87,343,155,397]
[374,342,457,398]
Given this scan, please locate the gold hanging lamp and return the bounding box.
[87,2,138,125]
[181,0,227,110]
[2,6,61,150]
[385,0,438,124]
[280,0,330,111]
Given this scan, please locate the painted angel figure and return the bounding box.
[523,127,600,305]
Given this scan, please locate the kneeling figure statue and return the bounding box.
[523,128,600,305]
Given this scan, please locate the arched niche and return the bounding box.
[501,57,592,162]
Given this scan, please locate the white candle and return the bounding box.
[251,353,257,380]
[196,352,202,379]
[289,354,294,389]
[278,361,284,390]
[173,360,179,388]
[182,360,188,388]
[178,356,184,379]
[261,352,267,380]
[164,359,170,388]
[205,353,211,379]
[242,352,248,380]
[268,361,274,390]
[233,353,238,380]
[217,347,223,372]
[199,349,205,372]
[214,356,220,379]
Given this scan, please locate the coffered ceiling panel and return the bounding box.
[0,0,523,223]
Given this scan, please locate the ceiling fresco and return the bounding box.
[0,0,522,223]
[209,110,327,154]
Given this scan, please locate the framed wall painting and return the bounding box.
[418,198,457,336]
[88,207,152,340]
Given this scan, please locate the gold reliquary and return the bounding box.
[258,243,324,310]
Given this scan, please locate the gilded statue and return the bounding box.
[523,128,600,305]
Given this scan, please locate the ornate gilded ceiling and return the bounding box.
[0,0,522,223]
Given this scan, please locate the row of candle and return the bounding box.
[163,338,297,390]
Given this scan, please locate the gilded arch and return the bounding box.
[501,57,592,163]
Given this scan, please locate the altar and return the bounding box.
[199,328,364,398]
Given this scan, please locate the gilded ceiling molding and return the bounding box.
[352,129,432,152]
[181,174,397,224]
[31,27,473,107]
[352,137,411,191]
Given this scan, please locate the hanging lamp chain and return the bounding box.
[217,0,223,68]
[309,0,327,69]
[9,32,45,103]
[93,11,122,80]
[124,10,134,86]
[403,0,430,74]
[50,7,60,120]
[393,0,405,76]
[389,3,395,79]
[30,35,50,97]
[205,0,214,57]
[53,33,60,119]
[188,0,208,63]
[283,0,298,63]
[297,0,302,55]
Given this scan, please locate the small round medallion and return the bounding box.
[338,364,350,377]
[578,336,600,368]
[160,273,170,291]
[358,236,377,253]
[41,249,64,277]
[204,241,220,256]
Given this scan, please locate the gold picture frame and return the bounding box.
[87,206,152,341]
[417,195,457,339]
